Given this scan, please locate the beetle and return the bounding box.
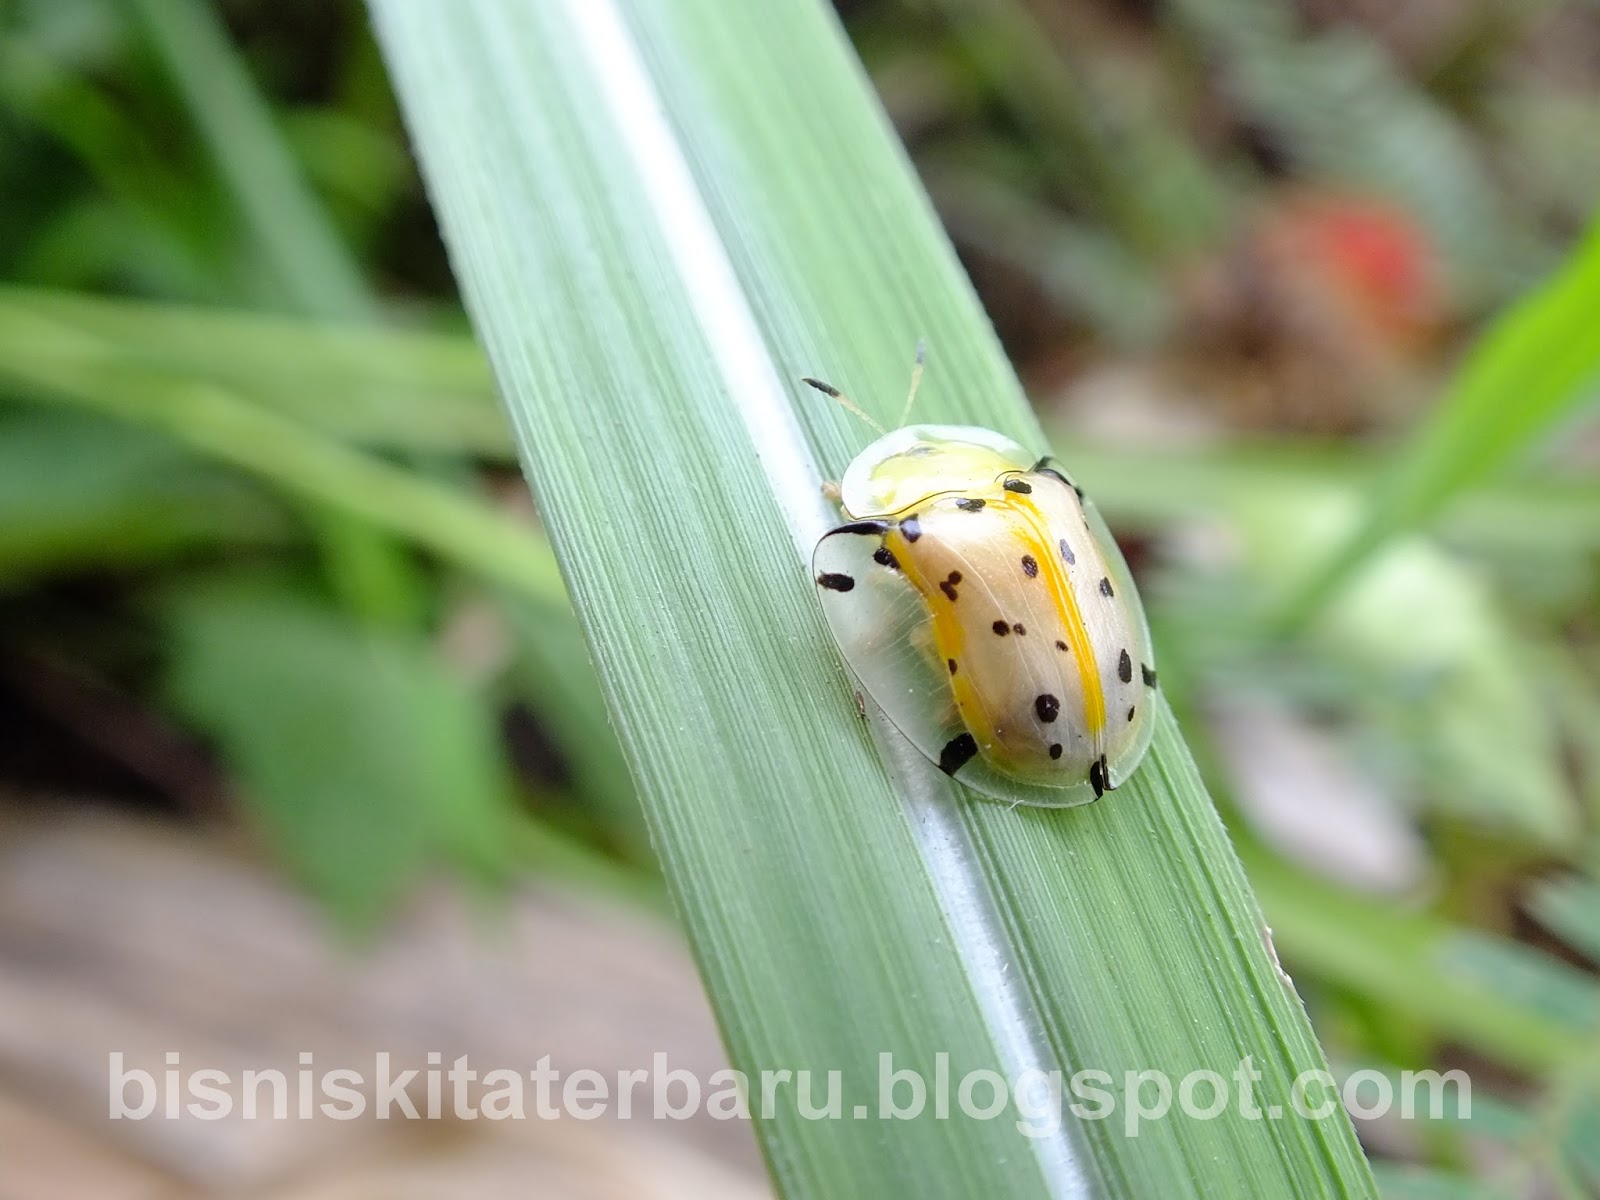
[807,349,1156,807]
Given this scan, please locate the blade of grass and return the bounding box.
[0,34,223,294]
[132,0,375,320]
[0,311,562,606]
[133,0,429,626]
[0,408,286,583]
[0,285,508,455]
[368,1,1374,1195]
[1276,211,1600,633]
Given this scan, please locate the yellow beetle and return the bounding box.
[807,356,1156,807]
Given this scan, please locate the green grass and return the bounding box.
[364,1,1373,1195]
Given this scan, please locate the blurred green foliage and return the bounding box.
[1,0,1598,1194]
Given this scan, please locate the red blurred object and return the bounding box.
[1252,191,1444,353]
[1160,190,1448,435]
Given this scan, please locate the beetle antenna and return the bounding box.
[896,339,926,428]
[802,376,884,435]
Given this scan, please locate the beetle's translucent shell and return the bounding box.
[814,424,1156,807]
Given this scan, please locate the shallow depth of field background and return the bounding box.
[1,1,1598,1196]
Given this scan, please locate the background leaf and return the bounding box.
[164,577,518,931]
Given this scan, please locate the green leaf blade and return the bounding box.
[368,0,1375,1195]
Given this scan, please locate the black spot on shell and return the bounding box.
[1088,754,1110,798]
[938,570,963,602]
[872,546,898,569]
[1004,478,1033,494]
[817,573,855,592]
[837,519,889,536]
[1035,694,1060,723]
[955,497,987,512]
[1013,624,1027,636]
[1058,538,1076,566]
[939,733,979,775]
[1021,554,1039,578]
[992,620,1010,636]
[1055,640,1069,652]
[1142,664,1158,688]
[1049,743,1063,760]
[947,659,958,675]
[1099,576,1115,598]
[901,513,922,543]
[1118,649,1132,684]
[1127,705,1137,722]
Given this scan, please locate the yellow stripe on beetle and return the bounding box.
[1009,504,1106,744]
